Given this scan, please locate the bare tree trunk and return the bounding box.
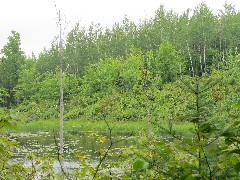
[59,10,64,156]
[219,37,222,53]
[187,42,194,77]
[203,45,206,73]
[199,54,203,75]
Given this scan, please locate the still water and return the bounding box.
[9,131,133,171]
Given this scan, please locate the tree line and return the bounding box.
[1,2,240,179]
[0,2,240,119]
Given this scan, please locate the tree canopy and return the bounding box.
[1,3,240,179]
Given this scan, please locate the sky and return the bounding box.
[1,0,240,57]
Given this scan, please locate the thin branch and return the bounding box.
[200,144,212,179]
[92,119,126,179]
[180,78,197,94]
[204,124,235,147]
[92,120,113,179]
[199,77,223,94]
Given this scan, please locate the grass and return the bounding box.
[14,119,148,135]
[12,119,194,136]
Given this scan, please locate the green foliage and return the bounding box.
[155,41,183,83]
[133,159,147,171]
[0,115,59,179]
[0,115,23,179]
[0,88,9,105]
[0,115,15,130]
[81,58,121,94]
[117,73,240,179]
[14,67,80,121]
[0,31,25,107]
[2,2,240,179]
[36,44,59,74]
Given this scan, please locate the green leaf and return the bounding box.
[230,149,240,154]
[199,123,214,133]
[234,120,240,126]
[229,114,239,119]
[177,115,188,121]
[133,159,146,171]
[234,162,240,174]
[155,141,165,147]
[0,116,15,130]
[189,117,199,123]
[222,131,235,137]
[199,123,210,131]
[168,161,177,168]
[233,103,240,108]
[0,146,4,154]
[230,155,239,164]
[225,138,232,145]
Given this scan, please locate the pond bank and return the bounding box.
[13,120,148,135]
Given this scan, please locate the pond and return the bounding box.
[9,131,133,172]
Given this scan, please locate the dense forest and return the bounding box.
[1,3,240,179]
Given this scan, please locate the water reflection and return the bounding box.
[10,131,132,161]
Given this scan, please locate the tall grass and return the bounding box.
[13,119,194,136]
[15,120,147,135]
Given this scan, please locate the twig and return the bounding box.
[92,120,113,179]
[92,141,113,179]
[92,119,125,179]
[200,144,212,179]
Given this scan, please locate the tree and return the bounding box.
[64,23,101,77]
[36,44,59,74]
[0,88,9,106]
[14,58,38,103]
[218,3,240,63]
[0,31,25,107]
[188,3,217,74]
[56,10,65,156]
[154,41,183,84]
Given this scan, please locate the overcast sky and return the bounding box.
[1,0,239,57]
